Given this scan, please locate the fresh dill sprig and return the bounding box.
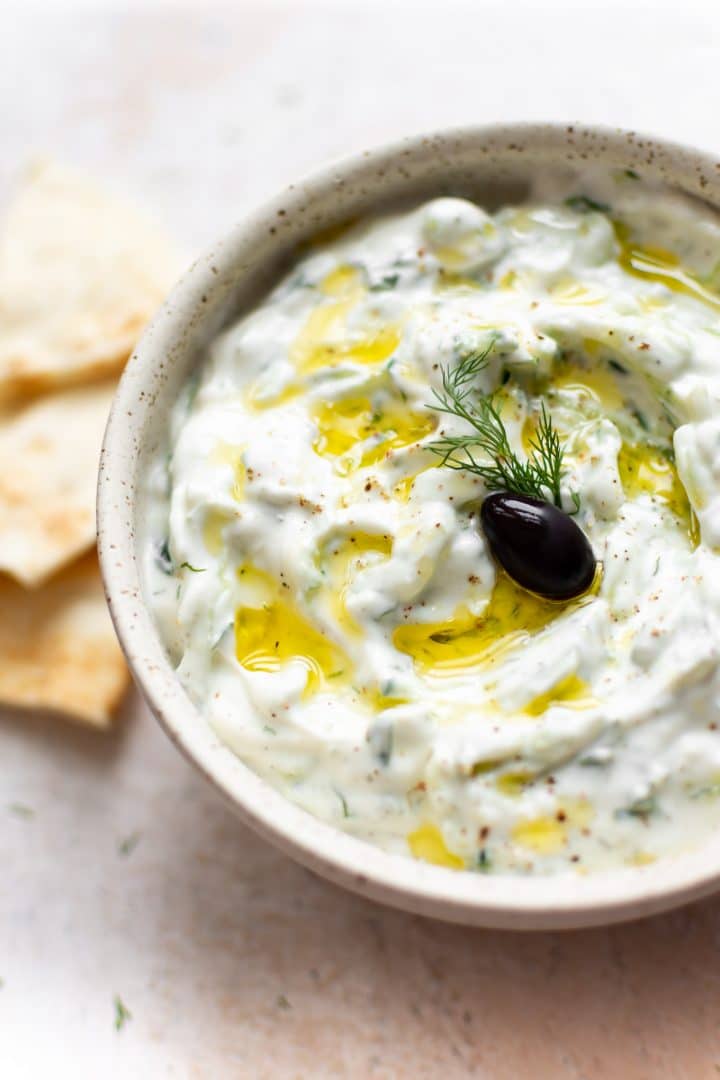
[427,342,567,508]
[528,403,564,506]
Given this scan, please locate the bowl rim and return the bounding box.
[98,121,720,929]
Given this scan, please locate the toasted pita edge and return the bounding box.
[0,551,130,728]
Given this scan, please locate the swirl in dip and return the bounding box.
[143,171,720,875]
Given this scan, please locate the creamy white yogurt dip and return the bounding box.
[143,170,720,875]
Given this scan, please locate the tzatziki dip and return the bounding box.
[144,170,720,876]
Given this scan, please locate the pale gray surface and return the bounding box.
[3,4,720,1076]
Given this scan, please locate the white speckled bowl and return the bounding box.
[98,123,720,929]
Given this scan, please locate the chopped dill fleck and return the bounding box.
[114,995,132,1031]
[184,370,201,412]
[180,562,206,573]
[370,272,399,291]
[631,407,649,431]
[616,794,657,823]
[579,754,610,767]
[335,789,350,818]
[117,832,140,857]
[156,539,173,574]
[565,194,611,214]
[691,782,720,800]
[369,720,394,766]
[476,849,492,873]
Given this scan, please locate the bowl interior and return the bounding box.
[99,123,720,929]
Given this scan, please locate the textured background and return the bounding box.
[3,3,720,1076]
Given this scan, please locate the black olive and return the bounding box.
[480,492,596,601]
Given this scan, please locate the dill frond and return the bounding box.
[427,342,568,508]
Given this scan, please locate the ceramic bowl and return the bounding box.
[98,123,720,929]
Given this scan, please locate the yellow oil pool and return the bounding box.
[393,571,571,675]
[549,277,606,306]
[312,392,436,473]
[316,531,392,634]
[551,354,625,412]
[618,442,699,544]
[235,564,348,695]
[614,223,720,311]
[211,441,246,501]
[291,265,400,374]
[511,816,567,854]
[407,823,464,869]
[511,799,592,855]
[523,674,594,717]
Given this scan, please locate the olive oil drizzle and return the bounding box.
[614,221,720,311]
[393,570,581,674]
[234,565,349,696]
[311,390,436,474]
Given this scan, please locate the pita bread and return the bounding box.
[0,159,181,400]
[0,551,129,727]
[0,379,116,587]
